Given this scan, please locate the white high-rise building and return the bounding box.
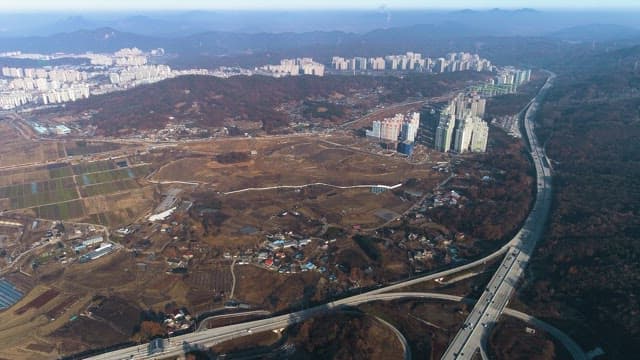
[470,120,489,153]
[435,107,456,152]
[400,112,420,142]
[370,57,386,71]
[367,112,420,143]
[366,120,382,138]
[259,58,324,77]
[453,116,474,153]
[332,56,349,71]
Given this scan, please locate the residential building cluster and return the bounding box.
[85,47,157,66]
[366,112,421,156]
[41,85,90,104]
[256,58,325,77]
[0,51,53,60]
[1,67,91,107]
[469,67,532,97]
[0,91,31,109]
[433,93,489,153]
[331,52,493,73]
[0,48,250,111]
[420,67,532,153]
[108,64,172,87]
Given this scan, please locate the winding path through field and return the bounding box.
[222,182,402,195]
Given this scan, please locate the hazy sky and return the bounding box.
[1,0,640,11]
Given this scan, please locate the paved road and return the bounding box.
[196,310,270,332]
[372,315,412,360]
[441,72,559,360]
[86,291,585,360]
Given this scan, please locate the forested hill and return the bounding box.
[55,71,487,136]
[518,43,640,358]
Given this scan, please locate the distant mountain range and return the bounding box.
[547,24,640,42]
[0,23,485,55]
[1,9,640,38]
[1,21,639,61]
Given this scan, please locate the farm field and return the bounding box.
[0,177,78,209]
[14,288,60,315]
[64,141,121,156]
[33,200,85,220]
[0,123,65,167]
[79,164,148,186]
[72,160,116,175]
[0,133,153,222]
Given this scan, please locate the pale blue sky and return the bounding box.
[1,0,640,11]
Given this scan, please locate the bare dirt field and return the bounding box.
[0,123,64,168]
[155,135,443,247]
[155,134,439,192]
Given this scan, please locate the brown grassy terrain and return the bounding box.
[0,123,64,168]
[286,312,404,359]
[359,299,470,359]
[156,135,436,192]
[488,317,571,360]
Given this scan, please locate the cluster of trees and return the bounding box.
[189,192,227,236]
[431,127,534,245]
[215,151,249,164]
[56,72,487,136]
[484,76,546,119]
[520,48,640,356]
[289,313,400,359]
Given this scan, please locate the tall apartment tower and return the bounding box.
[435,110,456,152]
[453,116,474,153]
[470,120,489,152]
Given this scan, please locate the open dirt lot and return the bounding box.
[155,134,439,191]
[156,135,443,238]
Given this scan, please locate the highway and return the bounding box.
[86,291,585,360]
[441,72,559,360]
[196,310,270,332]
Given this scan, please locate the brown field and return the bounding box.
[25,342,56,354]
[0,161,154,225]
[156,135,434,192]
[45,295,79,320]
[186,268,232,294]
[0,123,64,168]
[14,288,60,315]
[0,284,71,359]
[81,186,155,226]
[0,168,51,187]
[488,317,569,360]
[156,135,442,241]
